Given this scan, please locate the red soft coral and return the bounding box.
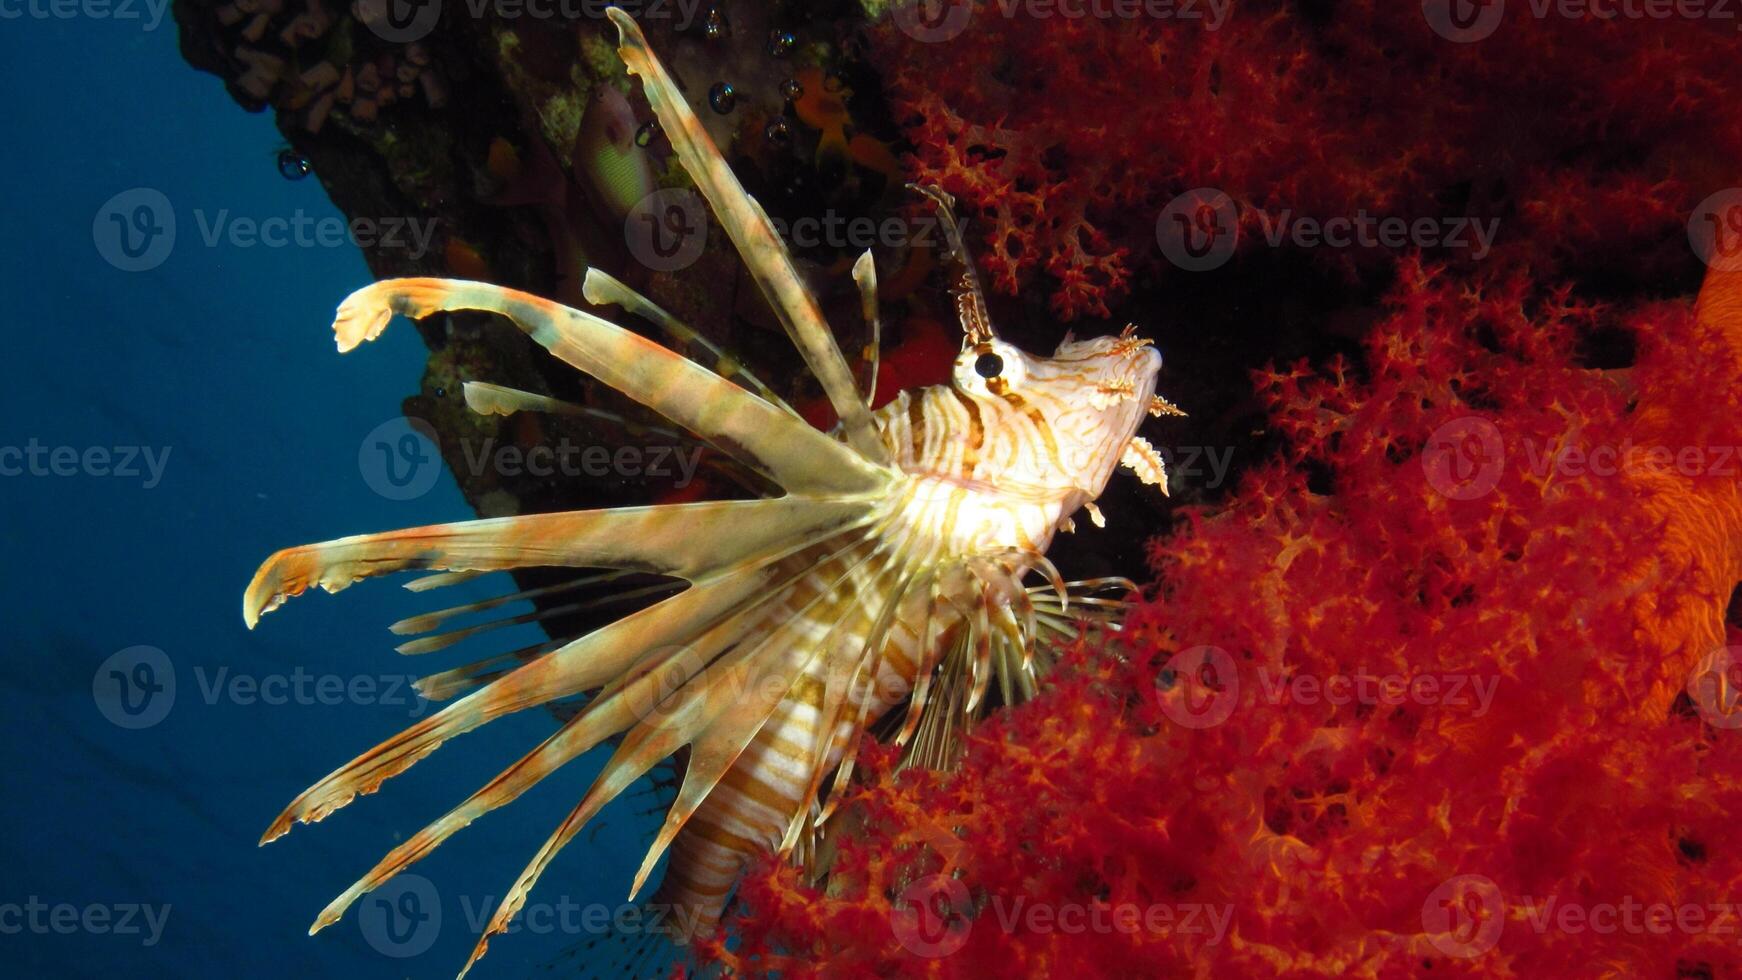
[709,260,1742,976]
[873,2,1742,317]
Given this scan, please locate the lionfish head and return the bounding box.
[953,328,1165,493]
[909,184,1173,496]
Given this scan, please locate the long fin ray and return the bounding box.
[625,540,900,900]
[258,512,880,844]
[393,581,680,656]
[851,250,882,409]
[457,532,888,974]
[304,532,869,934]
[608,9,888,465]
[582,268,796,416]
[388,572,623,635]
[243,496,867,627]
[331,277,889,494]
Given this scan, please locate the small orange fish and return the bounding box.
[443,236,492,280]
[791,68,899,180]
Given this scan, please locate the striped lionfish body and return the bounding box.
[242,10,1179,976]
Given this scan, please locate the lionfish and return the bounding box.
[243,9,1180,975]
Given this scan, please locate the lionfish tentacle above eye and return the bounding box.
[907,182,995,347]
[246,10,1181,977]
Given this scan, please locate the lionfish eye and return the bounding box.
[974,352,1004,379]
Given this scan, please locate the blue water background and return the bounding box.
[1,16,654,978]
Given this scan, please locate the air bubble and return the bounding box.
[704,6,729,41]
[277,148,312,180]
[708,82,737,114]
